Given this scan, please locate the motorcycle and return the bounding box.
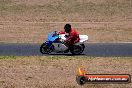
[40,31,88,55]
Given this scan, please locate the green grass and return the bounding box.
[0,56,17,60]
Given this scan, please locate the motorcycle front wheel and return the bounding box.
[40,43,52,54]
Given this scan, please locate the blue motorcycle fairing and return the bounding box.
[48,32,59,42]
[44,32,59,49]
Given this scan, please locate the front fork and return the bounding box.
[45,41,54,50]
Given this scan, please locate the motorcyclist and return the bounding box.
[59,24,80,48]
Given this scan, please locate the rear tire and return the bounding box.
[70,44,84,55]
[40,43,52,54]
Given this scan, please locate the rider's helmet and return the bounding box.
[64,24,71,33]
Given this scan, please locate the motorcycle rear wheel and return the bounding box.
[70,44,84,55]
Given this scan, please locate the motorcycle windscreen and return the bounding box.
[48,32,59,42]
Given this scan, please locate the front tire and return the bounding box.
[40,43,52,54]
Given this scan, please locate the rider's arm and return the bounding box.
[66,31,80,43]
[65,32,74,42]
[74,37,80,43]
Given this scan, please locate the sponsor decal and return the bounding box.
[76,67,131,85]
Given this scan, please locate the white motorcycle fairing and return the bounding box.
[59,34,88,43]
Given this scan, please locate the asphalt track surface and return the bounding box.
[0,43,132,56]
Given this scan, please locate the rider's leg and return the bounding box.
[74,38,80,44]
